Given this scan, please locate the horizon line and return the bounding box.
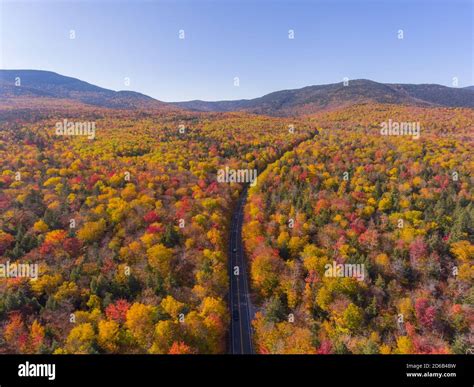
[1,68,472,103]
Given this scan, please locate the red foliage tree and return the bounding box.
[105,299,131,324]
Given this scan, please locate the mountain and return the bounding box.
[1,70,473,115]
[173,79,474,116]
[0,70,172,110]
[387,83,474,109]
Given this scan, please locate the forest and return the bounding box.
[0,102,472,354]
[243,105,473,354]
[0,105,314,353]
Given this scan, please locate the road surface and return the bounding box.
[229,187,254,354]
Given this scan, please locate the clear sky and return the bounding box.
[0,0,472,101]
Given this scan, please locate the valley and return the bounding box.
[0,70,472,355]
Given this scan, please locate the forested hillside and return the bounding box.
[0,107,314,354]
[243,105,473,354]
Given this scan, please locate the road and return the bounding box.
[229,186,254,354]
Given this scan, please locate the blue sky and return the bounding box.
[0,0,472,101]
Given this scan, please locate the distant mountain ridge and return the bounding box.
[1,70,473,115]
[173,80,474,116]
[0,70,171,110]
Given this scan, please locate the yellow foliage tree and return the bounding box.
[147,244,173,276]
[125,303,156,348]
[77,219,106,244]
[66,323,95,354]
[97,320,120,352]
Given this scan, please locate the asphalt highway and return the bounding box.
[229,187,254,354]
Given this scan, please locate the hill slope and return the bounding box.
[0,70,172,110]
[1,71,473,115]
[173,79,474,116]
